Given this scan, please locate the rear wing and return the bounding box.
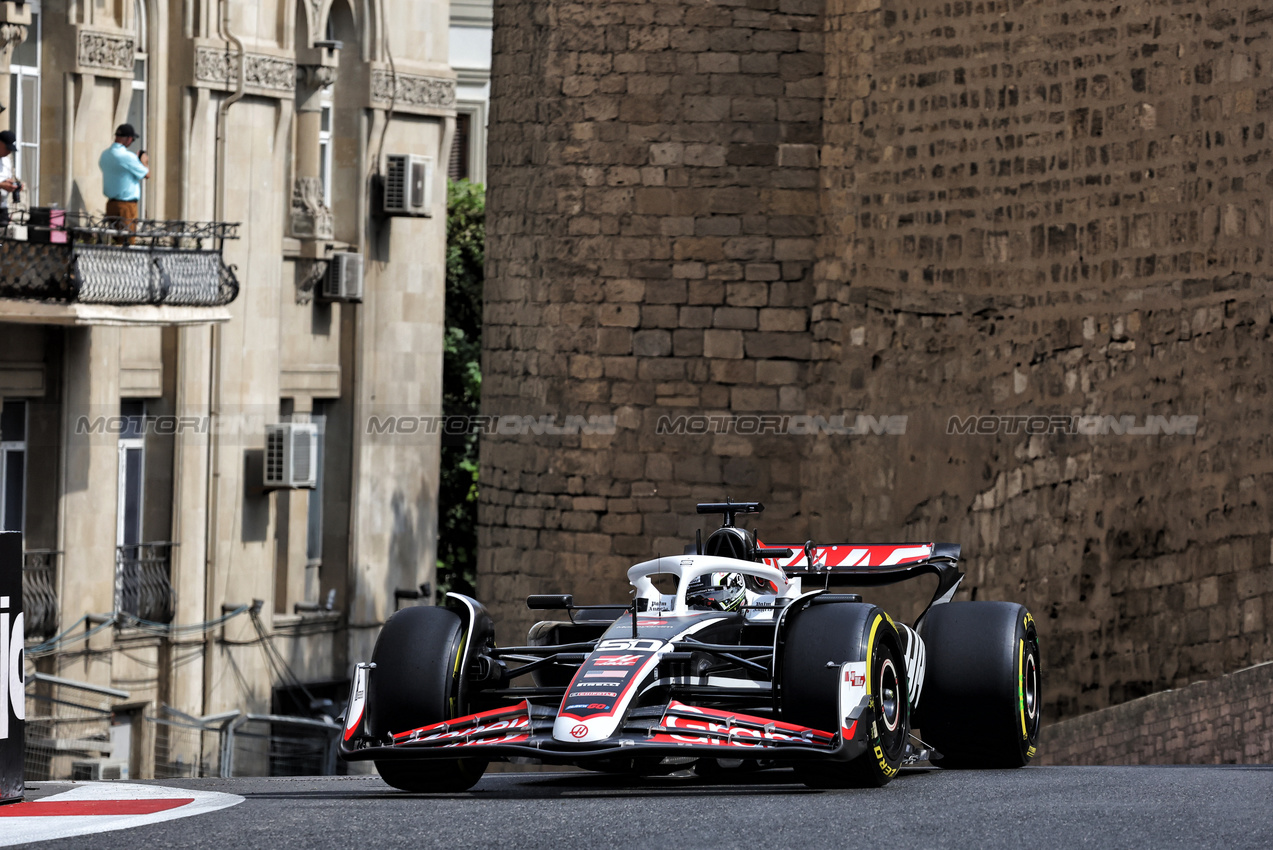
[759,541,964,624]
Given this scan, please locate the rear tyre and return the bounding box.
[367,606,488,792]
[914,601,1041,769]
[781,603,909,788]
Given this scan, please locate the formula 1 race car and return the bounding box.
[340,501,1042,790]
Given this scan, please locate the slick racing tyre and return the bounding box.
[914,601,1041,769]
[780,603,909,788]
[367,606,488,792]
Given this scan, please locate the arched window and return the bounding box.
[8,0,40,204]
[318,14,335,206]
[126,0,148,213]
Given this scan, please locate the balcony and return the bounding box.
[0,212,240,326]
[115,542,177,625]
[23,549,60,642]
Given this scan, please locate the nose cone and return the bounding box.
[553,714,622,743]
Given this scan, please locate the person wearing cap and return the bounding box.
[99,123,149,243]
[0,130,20,227]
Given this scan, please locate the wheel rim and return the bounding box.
[1024,651,1040,727]
[878,657,901,733]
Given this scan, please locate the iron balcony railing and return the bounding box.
[0,211,240,307]
[115,541,177,624]
[23,549,60,642]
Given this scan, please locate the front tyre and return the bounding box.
[915,601,1041,769]
[367,606,488,792]
[781,603,909,788]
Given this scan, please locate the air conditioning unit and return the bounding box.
[71,759,129,781]
[383,153,434,216]
[264,422,319,489]
[321,252,364,302]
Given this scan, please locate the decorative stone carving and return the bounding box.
[77,30,134,73]
[295,257,330,305]
[299,64,338,90]
[0,23,27,55]
[291,177,334,241]
[296,63,338,112]
[245,54,297,91]
[371,70,456,110]
[195,47,296,93]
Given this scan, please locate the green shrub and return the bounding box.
[437,180,484,597]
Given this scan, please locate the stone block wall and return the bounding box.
[811,0,1273,720]
[482,0,828,640]
[1038,662,1273,764]
[482,0,1273,734]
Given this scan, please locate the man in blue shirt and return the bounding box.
[99,123,148,243]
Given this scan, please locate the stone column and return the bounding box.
[290,63,337,242]
[0,3,31,133]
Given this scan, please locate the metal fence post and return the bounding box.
[221,715,247,779]
[1,531,23,803]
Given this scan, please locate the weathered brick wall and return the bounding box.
[1038,662,1273,764]
[482,0,827,640]
[482,0,1273,738]
[810,0,1273,721]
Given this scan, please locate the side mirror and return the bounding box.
[526,594,573,611]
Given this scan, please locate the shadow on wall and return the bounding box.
[387,479,437,602]
[242,448,269,542]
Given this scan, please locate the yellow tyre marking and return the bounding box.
[865,615,883,698]
[451,626,468,717]
[865,614,897,777]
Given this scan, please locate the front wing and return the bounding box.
[340,698,876,765]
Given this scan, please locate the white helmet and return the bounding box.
[686,571,746,612]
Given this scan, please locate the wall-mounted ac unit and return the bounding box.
[321,252,364,302]
[383,154,434,216]
[265,423,319,489]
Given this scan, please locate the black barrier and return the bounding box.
[0,532,22,803]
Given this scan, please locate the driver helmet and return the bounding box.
[686,571,747,612]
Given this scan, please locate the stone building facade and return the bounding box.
[480,0,1273,735]
[1,0,454,777]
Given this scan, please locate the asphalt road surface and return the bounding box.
[11,765,1273,850]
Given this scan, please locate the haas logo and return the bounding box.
[0,595,24,740]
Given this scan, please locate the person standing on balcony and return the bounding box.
[0,130,20,228]
[99,123,149,244]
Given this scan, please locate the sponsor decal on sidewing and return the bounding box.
[839,661,869,739]
[653,704,833,749]
[403,716,530,745]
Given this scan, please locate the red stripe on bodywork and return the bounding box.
[343,706,364,741]
[759,542,933,569]
[0,799,194,817]
[557,653,656,723]
[392,700,530,742]
[664,701,836,741]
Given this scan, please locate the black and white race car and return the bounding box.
[340,501,1042,790]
